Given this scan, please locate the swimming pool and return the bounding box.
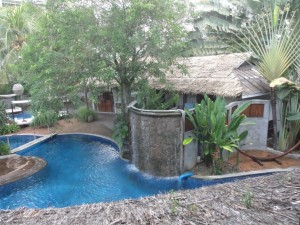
[8,112,34,126]
[0,134,266,209]
[9,112,33,120]
[0,134,41,149]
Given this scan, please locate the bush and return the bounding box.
[184,95,250,173]
[75,107,95,123]
[112,114,128,148]
[0,141,10,156]
[31,110,59,128]
[0,101,8,126]
[0,123,20,135]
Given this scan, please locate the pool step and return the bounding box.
[11,133,57,154]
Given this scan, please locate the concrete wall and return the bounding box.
[183,131,198,171]
[227,100,270,150]
[129,107,184,177]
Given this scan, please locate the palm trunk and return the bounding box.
[270,87,278,150]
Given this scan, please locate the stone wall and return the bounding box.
[129,107,184,177]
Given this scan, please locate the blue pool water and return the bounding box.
[0,135,41,149]
[9,112,33,120]
[0,134,268,209]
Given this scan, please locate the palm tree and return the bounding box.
[234,2,300,149]
[184,0,300,57]
[0,3,41,84]
[183,0,267,56]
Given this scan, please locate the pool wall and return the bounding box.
[0,134,42,149]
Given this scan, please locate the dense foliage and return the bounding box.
[234,1,300,149]
[0,141,10,156]
[112,114,129,148]
[0,101,20,135]
[0,3,41,84]
[184,0,300,56]
[75,106,95,123]
[18,5,106,124]
[273,80,300,150]
[136,82,178,110]
[93,0,187,117]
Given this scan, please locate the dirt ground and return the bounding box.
[228,150,300,172]
[16,116,114,138]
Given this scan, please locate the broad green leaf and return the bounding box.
[183,137,194,145]
[238,130,248,141]
[221,145,234,152]
[286,112,300,121]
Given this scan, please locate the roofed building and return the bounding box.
[149,53,270,109]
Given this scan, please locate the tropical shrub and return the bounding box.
[0,141,10,156]
[183,95,250,174]
[233,2,300,149]
[0,122,20,135]
[31,110,59,128]
[273,79,300,150]
[0,101,8,126]
[136,83,179,110]
[113,114,128,148]
[75,107,95,123]
[0,100,19,135]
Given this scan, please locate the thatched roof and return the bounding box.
[150,53,270,98]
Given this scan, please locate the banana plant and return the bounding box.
[183,95,250,165]
[275,80,300,150]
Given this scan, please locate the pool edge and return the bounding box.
[192,166,300,180]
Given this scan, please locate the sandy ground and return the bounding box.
[228,150,300,172]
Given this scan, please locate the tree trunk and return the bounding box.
[120,82,132,120]
[83,81,89,109]
[270,87,278,150]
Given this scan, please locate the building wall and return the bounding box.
[227,100,270,150]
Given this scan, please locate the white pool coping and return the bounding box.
[10,133,57,154]
[192,166,300,180]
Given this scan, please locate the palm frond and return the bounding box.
[234,6,300,82]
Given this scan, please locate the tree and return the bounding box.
[0,3,41,84]
[93,0,187,118]
[184,0,300,56]
[19,5,106,123]
[183,0,265,56]
[234,2,300,149]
